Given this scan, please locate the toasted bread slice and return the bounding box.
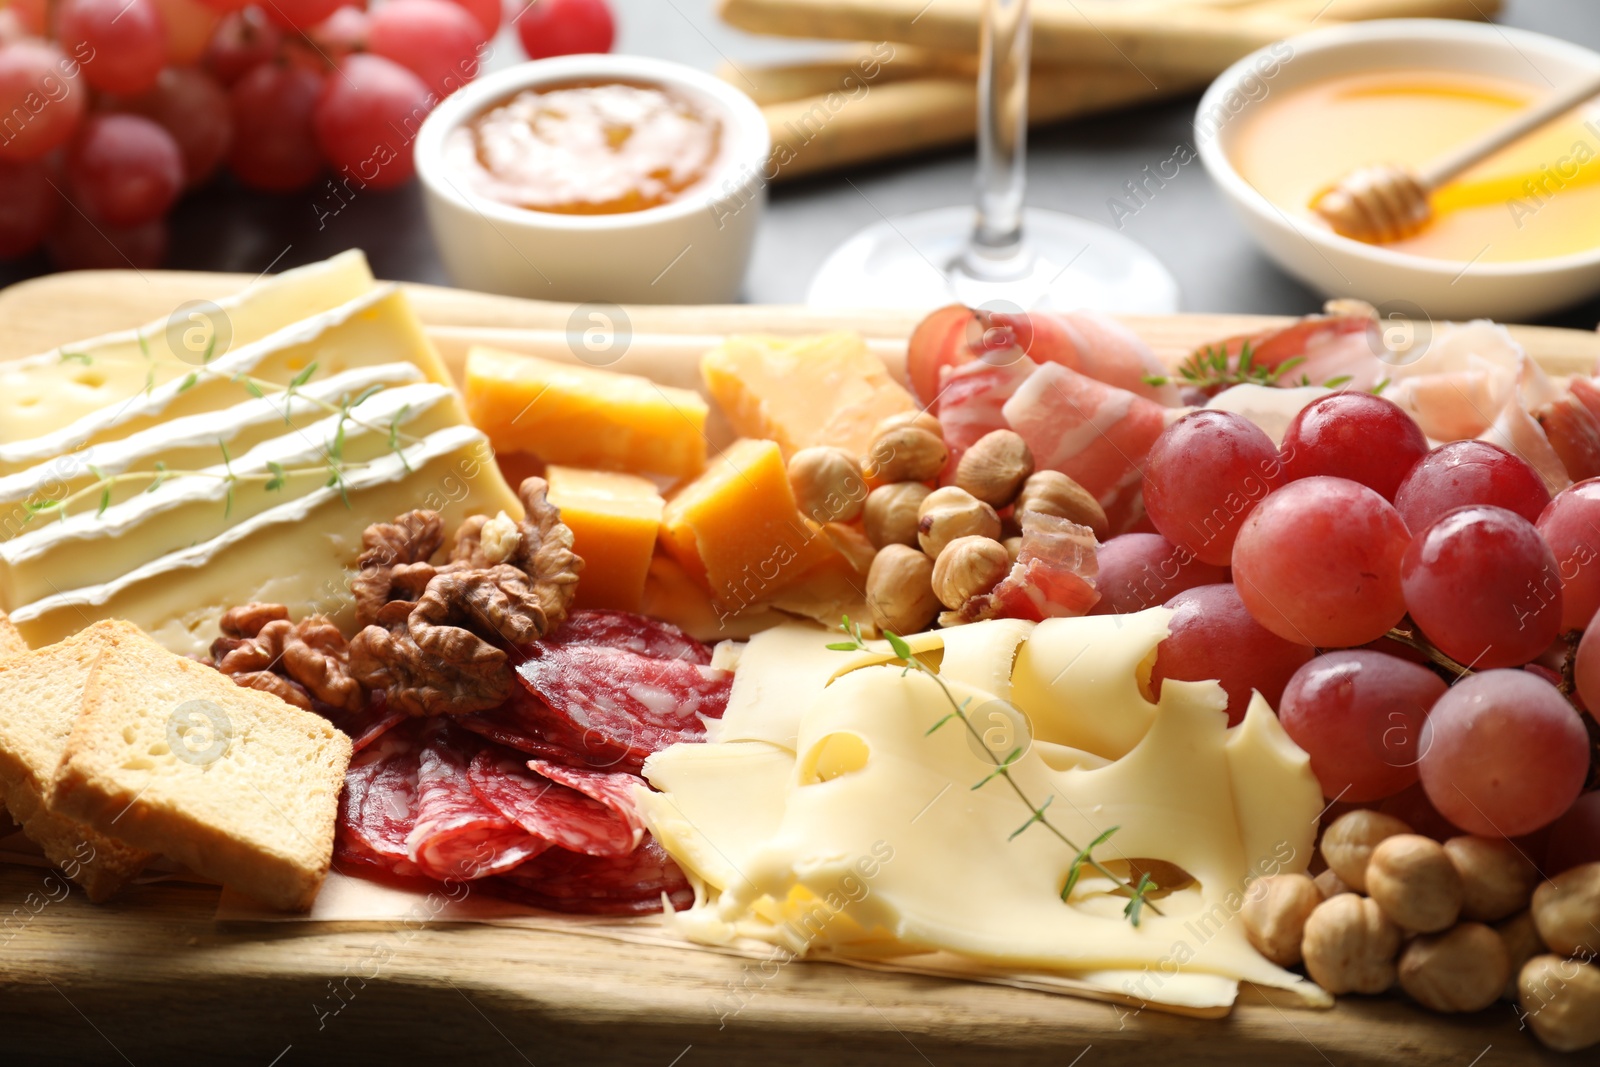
[0,608,26,829]
[51,631,352,911]
[0,621,152,901]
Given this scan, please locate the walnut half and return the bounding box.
[347,478,582,716]
[212,603,364,712]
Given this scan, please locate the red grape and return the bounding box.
[1538,479,1600,631]
[1418,669,1590,837]
[0,42,88,162]
[514,0,615,59]
[46,209,168,269]
[1089,532,1229,615]
[117,68,232,188]
[261,0,344,30]
[227,62,324,192]
[1280,392,1429,502]
[1278,650,1446,802]
[1150,583,1314,726]
[204,10,284,86]
[58,0,168,96]
[65,114,183,227]
[1232,477,1411,647]
[307,5,369,59]
[369,0,483,98]
[1143,410,1285,566]
[1401,505,1562,669]
[312,54,432,191]
[1546,792,1600,874]
[1395,440,1550,535]
[450,0,502,38]
[0,158,58,257]
[152,0,221,65]
[196,0,254,11]
[1575,622,1600,714]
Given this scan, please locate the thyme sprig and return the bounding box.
[828,618,1161,926]
[1142,341,1307,391]
[21,367,419,525]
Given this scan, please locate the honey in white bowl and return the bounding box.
[1232,69,1600,262]
[445,80,725,216]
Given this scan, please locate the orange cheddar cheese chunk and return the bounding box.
[701,333,915,459]
[546,466,664,612]
[660,438,843,612]
[465,346,708,479]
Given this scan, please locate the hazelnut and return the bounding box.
[917,486,1001,559]
[1398,922,1509,1013]
[1014,471,1109,541]
[1003,536,1023,563]
[865,544,939,636]
[874,410,943,439]
[864,426,947,485]
[1314,868,1352,900]
[1497,911,1545,1001]
[931,536,1010,610]
[1444,835,1538,922]
[1518,955,1600,1052]
[1531,861,1600,957]
[1320,809,1411,893]
[787,447,867,525]
[1302,893,1401,995]
[1240,873,1321,967]
[863,482,932,549]
[1367,834,1463,933]
[954,430,1034,508]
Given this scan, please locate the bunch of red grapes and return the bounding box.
[1098,391,1599,872]
[0,0,615,269]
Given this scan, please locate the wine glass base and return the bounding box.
[805,205,1180,314]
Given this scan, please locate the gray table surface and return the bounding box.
[3,0,1599,328]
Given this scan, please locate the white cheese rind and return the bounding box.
[0,383,460,609]
[0,250,374,445]
[11,425,518,655]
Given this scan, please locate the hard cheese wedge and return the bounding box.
[545,465,664,612]
[465,346,708,480]
[10,425,517,656]
[0,285,451,478]
[0,249,373,445]
[701,333,915,459]
[659,438,842,611]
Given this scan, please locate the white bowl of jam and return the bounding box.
[416,54,770,304]
[1196,19,1600,321]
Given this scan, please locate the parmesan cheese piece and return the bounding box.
[643,608,1330,1011]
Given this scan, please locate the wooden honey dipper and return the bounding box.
[1313,69,1600,244]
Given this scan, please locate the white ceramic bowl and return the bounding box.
[1196,19,1600,321]
[415,55,770,305]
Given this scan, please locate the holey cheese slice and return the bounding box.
[640,608,1329,1012]
[0,250,373,445]
[0,284,447,477]
[0,382,463,610]
[10,425,519,656]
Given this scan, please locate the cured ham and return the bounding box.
[948,512,1099,623]
[934,355,1039,480]
[1001,363,1170,534]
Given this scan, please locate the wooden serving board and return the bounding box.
[0,270,1590,1067]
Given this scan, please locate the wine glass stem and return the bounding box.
[967,0,1031,274]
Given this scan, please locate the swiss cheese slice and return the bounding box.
[642,608,1330,1010]
[0,250,374,445]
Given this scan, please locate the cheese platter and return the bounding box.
[1,259,1599,1066]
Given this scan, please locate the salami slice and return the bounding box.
[542,610,713,665]
[332,693,406,754]
[514,645,732,772]
[466,748,636,857]
[456,702,580,763]
[493,835,694,915]
[527,760,646,848]
[341,726,425,877]
[407,729,548,881]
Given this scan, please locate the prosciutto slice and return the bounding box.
[1001,363,1169,534]
[950,512,1099,623]
[935,355,1038,480]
